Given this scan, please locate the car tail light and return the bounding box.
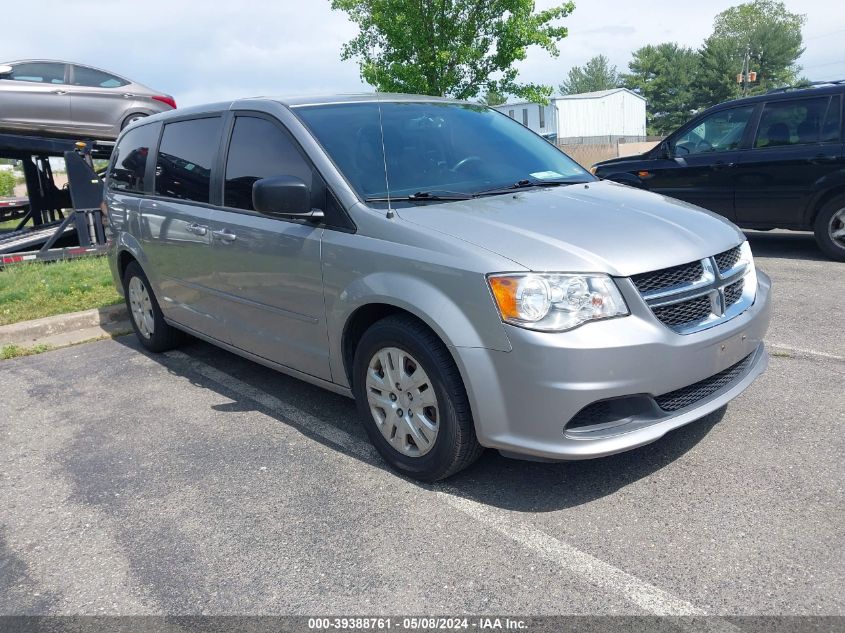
[152,95,177,109]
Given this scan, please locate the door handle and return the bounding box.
[185,223,208,236]
[122,93,136,98]
[212,228,237,243]
[52,90,68,95]
[712,161,735,170]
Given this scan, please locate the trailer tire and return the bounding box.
[122,261,183,352]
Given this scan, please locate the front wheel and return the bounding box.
[352,315,483,481]
[814,195,845,261]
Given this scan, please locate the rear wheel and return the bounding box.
[122,261,184,352]
[121,113,148,129]
[352,315,483,481]
[813,194,845,261]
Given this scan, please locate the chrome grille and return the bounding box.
[652,295,712,327]
[632,243,754,334]
[656,353,754,411]
[724,279,744,307]
[632,261,704,294]
[714,246,742,273]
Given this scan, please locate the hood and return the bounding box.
[396,180,745,277]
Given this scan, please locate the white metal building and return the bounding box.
[495,88,647,141]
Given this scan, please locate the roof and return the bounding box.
[498,87,646,108]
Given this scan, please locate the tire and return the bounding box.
[121,113,147,130]
[813,194,845,261]
[122,261,184,352]
[352,315,483,481]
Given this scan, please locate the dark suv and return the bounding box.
[592,83,845,260]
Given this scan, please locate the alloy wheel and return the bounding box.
[128,276,155,339]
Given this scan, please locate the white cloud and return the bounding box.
[1,0,842,106]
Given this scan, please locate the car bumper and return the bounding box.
[453,271,772,461]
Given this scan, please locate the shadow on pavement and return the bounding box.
[744,230,829,262]
[115,335,726,514]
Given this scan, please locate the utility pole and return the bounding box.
[736,44,757,96]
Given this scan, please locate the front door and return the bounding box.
[139,115,230,342]
[0,62,71,134]
[208,114,331,380]
[644,105,756,221]
[734,95,844,228]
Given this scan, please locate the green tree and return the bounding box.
[477,87,508,106]
[331,0,575,103]
[0,171,16,197]
[559,54,619,95]
[622,43,700,135]
[696,0,805,108]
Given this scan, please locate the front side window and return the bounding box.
[754,97,830,148]
[295,102,590,201]
[108,124,159,193]
[224,116,313,211]
[4,62,65,84]
[155,117,222,203]
[673,106,754,155]
[72,65,127,88]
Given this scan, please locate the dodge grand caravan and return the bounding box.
[106,94,771,481]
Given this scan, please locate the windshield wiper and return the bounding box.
[365,190,474,203]
[474,178,586,197]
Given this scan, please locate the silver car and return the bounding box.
[106,94,771,481]
[0,60,175,140]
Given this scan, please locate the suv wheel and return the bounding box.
[352,315,483,481]
[813,194,845,261]
[123,261,184,352]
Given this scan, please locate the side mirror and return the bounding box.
[0,65,13,77]
[252,175,324,220]
[657,141,672,159]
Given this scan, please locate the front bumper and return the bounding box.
[454,271,772,461]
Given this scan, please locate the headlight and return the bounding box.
[737,240,758,301]
[487,273,629,332]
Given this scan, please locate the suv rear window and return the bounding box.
[109,124,159,194]
[754,97,830,148]
[154,117,222,204]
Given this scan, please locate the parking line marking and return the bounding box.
[769,343,844,362]
[164,350,736,623]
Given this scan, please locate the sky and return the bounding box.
[3,0,844,107]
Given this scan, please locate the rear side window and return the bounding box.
[155,117,222,204]
[5,62,65,84]
[72,65,127,88]
[109,124,159,193]
[223,116,313,211]
[821,95,841,142]
[754,97,829,148]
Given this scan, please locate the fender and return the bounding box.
[326,271,513,389]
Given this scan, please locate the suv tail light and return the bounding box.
[151,95,177,109]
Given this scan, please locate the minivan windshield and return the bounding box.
[294,101,593,202]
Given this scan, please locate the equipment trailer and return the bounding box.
[0,132,113,266]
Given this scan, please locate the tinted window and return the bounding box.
[155,117,222,203]
[224,117,313,211]
[673,106,754,155]
[72,65,127,88]
[754,97,829,148]
[5,62,65,84]
[821,95,841,142]
[296,102,590,200]
[109,124,159,193]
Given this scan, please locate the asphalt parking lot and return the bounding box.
[1,231,843,619]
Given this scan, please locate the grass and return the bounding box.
[1,342,52,359]
[0,256,122,326]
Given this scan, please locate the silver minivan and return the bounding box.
[106,94,771,481]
